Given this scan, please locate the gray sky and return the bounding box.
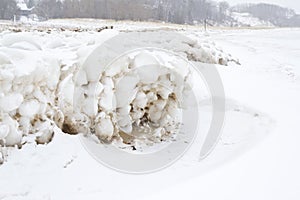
[215,0,300,14]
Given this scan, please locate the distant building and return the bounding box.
[16,0,34,20]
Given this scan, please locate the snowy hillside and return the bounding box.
[231,12,275,27]
[0,20,300,199]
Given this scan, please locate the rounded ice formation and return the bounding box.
[62,49,196,152]
[0,30,231,160]
[0,93,23,112]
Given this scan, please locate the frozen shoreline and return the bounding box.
[0,21,300,200]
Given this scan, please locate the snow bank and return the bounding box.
[0,25,238,163]
[0,33,61,149]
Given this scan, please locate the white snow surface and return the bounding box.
[0,20,299,200]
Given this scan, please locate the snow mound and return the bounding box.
[0,26,239,163]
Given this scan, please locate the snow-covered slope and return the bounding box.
[231,12,275,27]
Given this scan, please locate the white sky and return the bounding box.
[214,0,300,14]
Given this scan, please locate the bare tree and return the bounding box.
[218,1,229,22]
[25,0,36,8]
[36,0,63,19]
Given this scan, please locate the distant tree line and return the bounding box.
[0,0,17,20]
[30,0,231,25]
[0,0,299,26]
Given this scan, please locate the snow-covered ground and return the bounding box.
[0,20,300,199]
[150,27,300,200]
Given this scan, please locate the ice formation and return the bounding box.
[0,27,238,161]
[58,49,193,151]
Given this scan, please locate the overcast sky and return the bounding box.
[215,0,300,13]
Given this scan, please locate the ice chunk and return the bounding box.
[149,105,162,122]
[44,57,60,90]
[117,105,131,116]
[82,97,98,117]
[35,129,54,144]
[105,56,130,77]
[133,51,159,67]
[133,91,147,108]
[2,115,22,147]
[19,99,40,118]
[99,85,114,111]
[95,118,114,140]
[74,69,88,86]
[115,75,139,107]
[137,64,161,84]
[118,115,133,134]
[0,93,23,112]
[0,124,9,140]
